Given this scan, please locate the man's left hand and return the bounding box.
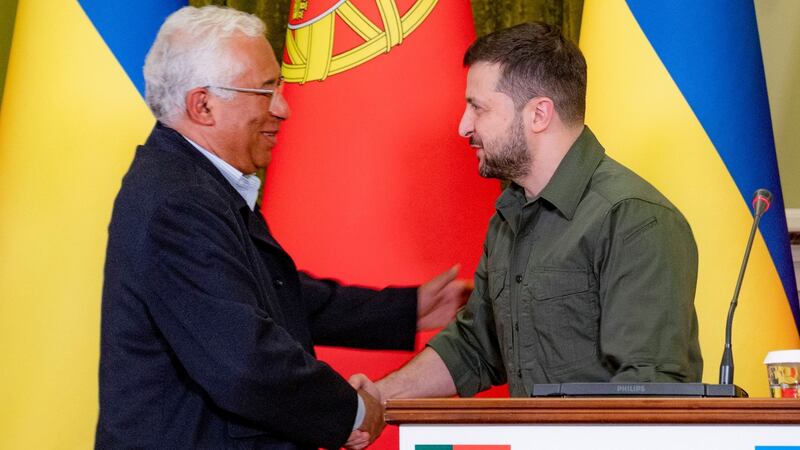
[416,265,472,330]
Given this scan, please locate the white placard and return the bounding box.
[400,424,800,450]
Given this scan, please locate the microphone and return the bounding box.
[719,188,772,384]
[752,188,772,216]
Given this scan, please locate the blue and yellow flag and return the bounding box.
[0,1,182,447]
[581,0,800,395]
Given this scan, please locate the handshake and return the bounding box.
[345,374,386,450]
[342,266,470,449]
[341,345,459,450]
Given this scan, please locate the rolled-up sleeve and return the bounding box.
[428,240,507,397]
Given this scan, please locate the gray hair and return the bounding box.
[143,6,267,124]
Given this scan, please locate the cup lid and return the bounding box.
[764,349,800,364]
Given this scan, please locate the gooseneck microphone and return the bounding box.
[719,189,772,385]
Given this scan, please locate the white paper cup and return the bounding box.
[764,350,800,398]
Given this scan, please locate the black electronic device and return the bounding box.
[531,382,748,398]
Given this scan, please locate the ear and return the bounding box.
[523,97,555,133]
[184,87,215,126]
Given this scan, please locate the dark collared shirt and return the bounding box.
[429,126,703,397]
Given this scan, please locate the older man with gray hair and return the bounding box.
[96,6,468,449]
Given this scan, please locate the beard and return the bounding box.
[473,114,530,180]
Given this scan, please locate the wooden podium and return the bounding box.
[385,398,800,450]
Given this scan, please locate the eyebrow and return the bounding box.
[261,77,283,88]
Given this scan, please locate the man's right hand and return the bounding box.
[349,373,383,403]
[344,350,458,449]
[344,382,385,450]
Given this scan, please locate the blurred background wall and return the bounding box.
[755,0,800,210]
[0,0,18,107]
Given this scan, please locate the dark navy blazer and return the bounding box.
[96,123,417,449]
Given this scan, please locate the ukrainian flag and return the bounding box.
[581,0,800,396]
[0,1,182,447]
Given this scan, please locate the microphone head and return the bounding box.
[752,189,772,216]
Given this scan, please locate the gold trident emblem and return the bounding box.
[282,0,438,83]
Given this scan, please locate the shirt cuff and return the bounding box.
[352,392,365,430]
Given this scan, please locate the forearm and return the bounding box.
[302,273,418,350]
[377,347,457,400]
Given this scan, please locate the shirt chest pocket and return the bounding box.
[523,268,600,373]
[530,268,590,300]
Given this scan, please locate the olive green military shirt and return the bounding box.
[429,126,703,397]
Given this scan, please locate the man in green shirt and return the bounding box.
[349,21,702,437]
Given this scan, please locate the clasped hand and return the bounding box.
[344,374,383,450]
[344,266,470,449]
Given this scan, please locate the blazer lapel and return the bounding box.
[245,207,285,253]
[149,122,289,255]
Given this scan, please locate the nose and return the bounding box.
[269,88,291,120]
[458,106,473,138]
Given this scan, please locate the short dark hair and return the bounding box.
[464,22,587,124]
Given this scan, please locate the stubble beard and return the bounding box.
[477,115,531,181]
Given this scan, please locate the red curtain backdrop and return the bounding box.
[264,1,504,447]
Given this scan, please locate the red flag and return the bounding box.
[265,1,502,447]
